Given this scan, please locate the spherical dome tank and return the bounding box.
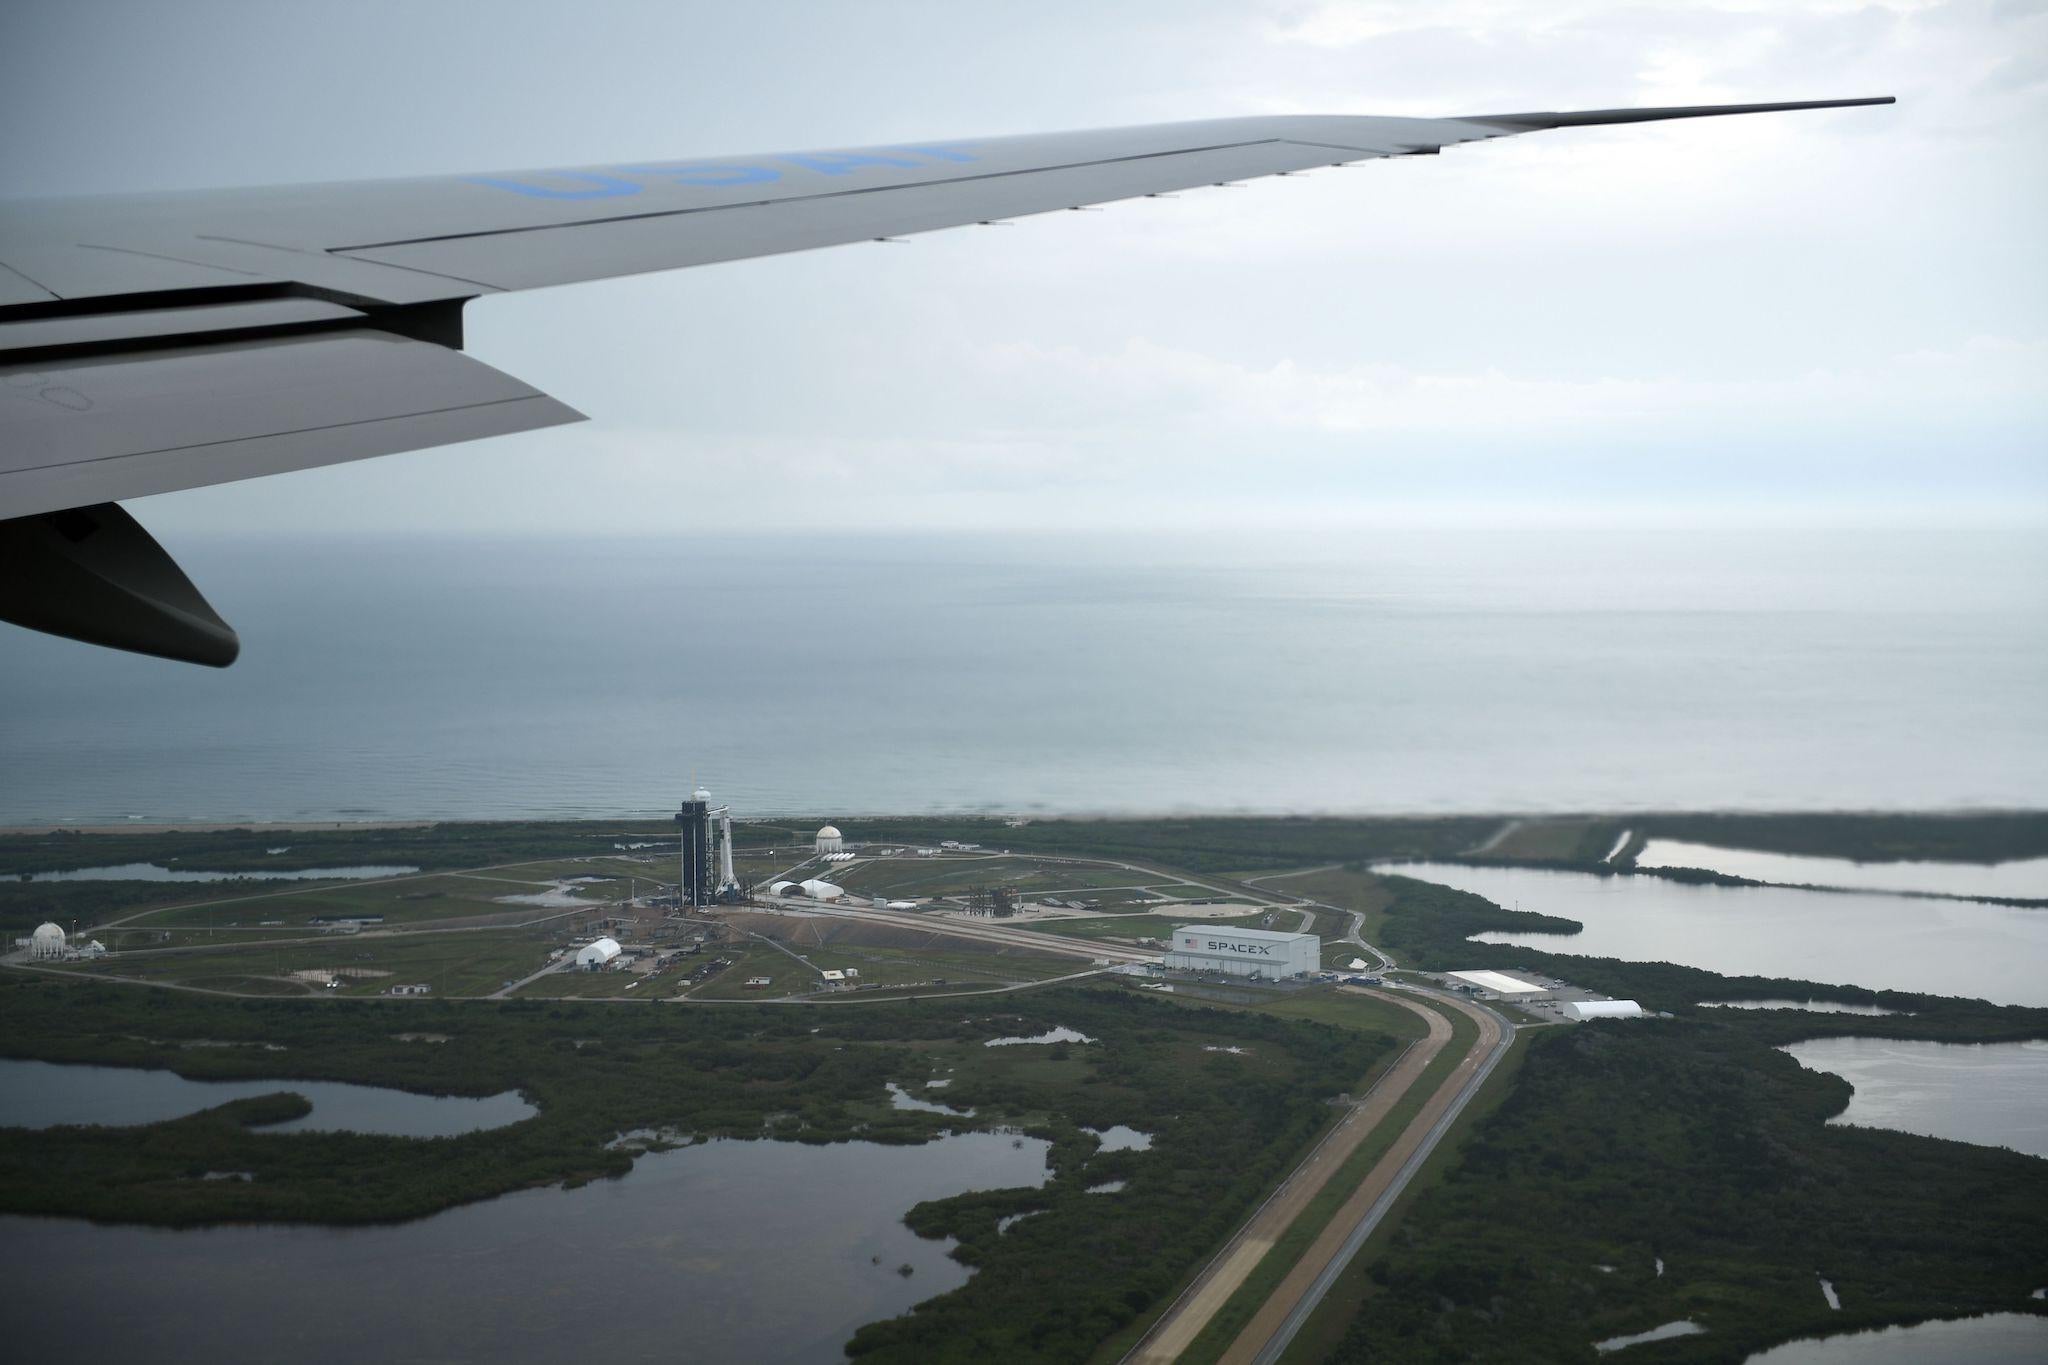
[30,922,65,958]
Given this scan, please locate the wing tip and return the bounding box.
[1468,96,1897,130]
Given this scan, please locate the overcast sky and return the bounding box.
[6,0,2044,534]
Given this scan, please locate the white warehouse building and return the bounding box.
[1564,1000,1644,1021]
[1447,969,1552,1001]
[576,937,622,969]
[1164,925,1320,980]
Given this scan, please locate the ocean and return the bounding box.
[1,525,2042,824]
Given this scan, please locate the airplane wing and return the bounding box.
[0,97,1892,665]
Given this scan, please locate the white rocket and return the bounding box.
[717,808,738,895]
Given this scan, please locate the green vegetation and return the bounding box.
[1322,1020,2047,1364]
[1480,819,1627,864]
[1030,912,1268,943]
[1176,995,1472,1365]
[1634,811,2048,864]
[1283,1028,1535,1365]
[1303,873,2048,1363]
[0,821,680,878]
[849,993,1397,1362]
[47,929,553,999]
[11,816,2048,1363]
[1260,865,1396,943]
[818,816,1497,873]
[0,975,1391,1365]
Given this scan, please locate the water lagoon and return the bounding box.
[1595,1320,1704,1353]
[1391,863,2048,1006]
[1780,1038,2048,1159]
[1743,1314,2048,1364]
[984,1027,1095,1047]
[1086,1125,1154,1152]
[1634,840,2048,901]
[3,1131,1052,1364]
[0,1058,534,1138]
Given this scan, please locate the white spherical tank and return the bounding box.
[30,922,66,959]
[815,825,844,854]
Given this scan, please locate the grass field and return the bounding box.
[50,929,555,999]
[1033,911,1271,944]
[1251,867,1396,944]
[829,856,1171,901]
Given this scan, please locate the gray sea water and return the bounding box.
[1,526,2042,823]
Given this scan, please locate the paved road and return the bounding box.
[1126,989,1452,1365]
[1239,866,1393,972]
[1237,987,1516,1365]
[747,900,1160,964]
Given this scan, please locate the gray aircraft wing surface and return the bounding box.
[0,96,1892,665]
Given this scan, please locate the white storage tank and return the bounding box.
[29,922,65,959]
[1163,925,1320,979]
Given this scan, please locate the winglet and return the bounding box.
[1467,96,1895,130]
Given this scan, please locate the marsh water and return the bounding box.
[1780,1038,2048,1159]
[0,1058,534,1137]
[1392,862,2048,1006]
[1633,841,2048,901]
[2,1130,1052,1364]
[1743,1314,2048,1364]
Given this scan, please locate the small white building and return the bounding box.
[576,936,623,969]
[1564,999,1645,1021]
[29,922,65,960]
[815,825,844,855]
[799,878,845,901]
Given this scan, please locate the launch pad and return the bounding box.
[675,787,748,908]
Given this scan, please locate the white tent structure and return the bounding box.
[815,825,844,854]
[799,879,845,901]
[1564,1000,1644,1021]
[29,922,65,959]
[1447,969,1551,999]
[576,936,622,969]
